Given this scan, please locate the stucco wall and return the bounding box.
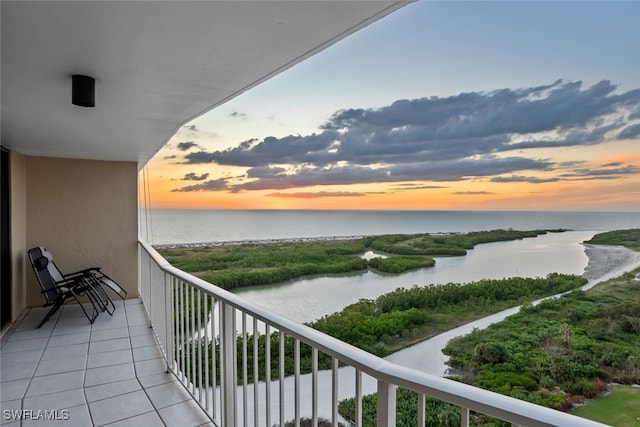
[25,157,138,307]
[10,151,27,322]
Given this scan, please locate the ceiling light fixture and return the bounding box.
[72,74,95,107]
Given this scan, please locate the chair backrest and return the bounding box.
[38,247,66,282]
[28,247,63,303]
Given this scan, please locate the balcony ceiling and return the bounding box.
[1,1,408,168]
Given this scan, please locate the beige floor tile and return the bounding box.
[0,379,30,402]
[101,411,163,427]
[86,349,133,369]
[84,363,136,387]
[158,399,212,427]
[84,378,142,403]
[88,337,130,354]
[25,370,84,397]
[88,390,154,426]
[144,381,192,409]
[23,388,86,411]
[34,355,87,377]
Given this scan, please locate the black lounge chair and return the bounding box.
[28,247,100,327]
[28,247,128,327]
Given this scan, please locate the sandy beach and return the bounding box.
[581,244,640,288]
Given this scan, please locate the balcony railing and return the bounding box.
[138,240,607,427]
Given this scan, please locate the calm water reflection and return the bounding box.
[234,230,595,324]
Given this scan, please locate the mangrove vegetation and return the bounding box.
[584,228,640,250]
[158,229,552,290]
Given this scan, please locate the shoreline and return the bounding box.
[152,229,562,249]
[581,243,640,285]
[153,235,367,249]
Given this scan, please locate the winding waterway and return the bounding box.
[233,230,595,324]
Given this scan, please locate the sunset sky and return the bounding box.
[144,1,640,212]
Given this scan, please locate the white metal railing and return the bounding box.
[138,239,608,427]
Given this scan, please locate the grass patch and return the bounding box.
[571,385,640,426]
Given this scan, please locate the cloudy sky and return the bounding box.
[146,1,640,211]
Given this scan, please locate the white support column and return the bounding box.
[376,380,396,427]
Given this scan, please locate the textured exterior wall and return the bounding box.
[9,151,27,322]
[25,157,138,306]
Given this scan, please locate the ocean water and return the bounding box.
[141,209,638,245]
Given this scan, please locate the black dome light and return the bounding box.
[72,75,95,107]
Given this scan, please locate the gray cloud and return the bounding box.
[619,123,640,139]
[560,164,640,180]
[393,183,450,190]
[177,141,199,151]
[175,80,639,192]
[490,175,560,184]
[171,178,229,192]
[227,156,552,191]
[230,111,247,120]
[181,172,209,181]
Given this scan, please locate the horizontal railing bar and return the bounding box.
[138,240,608,427]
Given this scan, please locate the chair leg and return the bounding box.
[69,289,99,324]
[94,284,116,315]
[84,277,116,315]
[37,302,62,328]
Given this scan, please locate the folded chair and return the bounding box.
[28,247,100,327]
[28,247,128,327]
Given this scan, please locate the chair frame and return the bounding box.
[29,250,100,327]
[28,247,128,327]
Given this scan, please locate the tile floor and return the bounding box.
[1,299,214,426]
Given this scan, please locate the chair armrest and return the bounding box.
[63,267,102,279]
[39,277,83,293]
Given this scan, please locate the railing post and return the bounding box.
[355,370,363,427]
[220,301,237,426]
[164,272,172,372]
[376,380,396,427]
[417,393,425,427]
[461,407,470,427]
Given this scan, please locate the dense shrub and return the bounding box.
[368,255,435,273]
[474,342,510,364]
[443,263,640,412]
